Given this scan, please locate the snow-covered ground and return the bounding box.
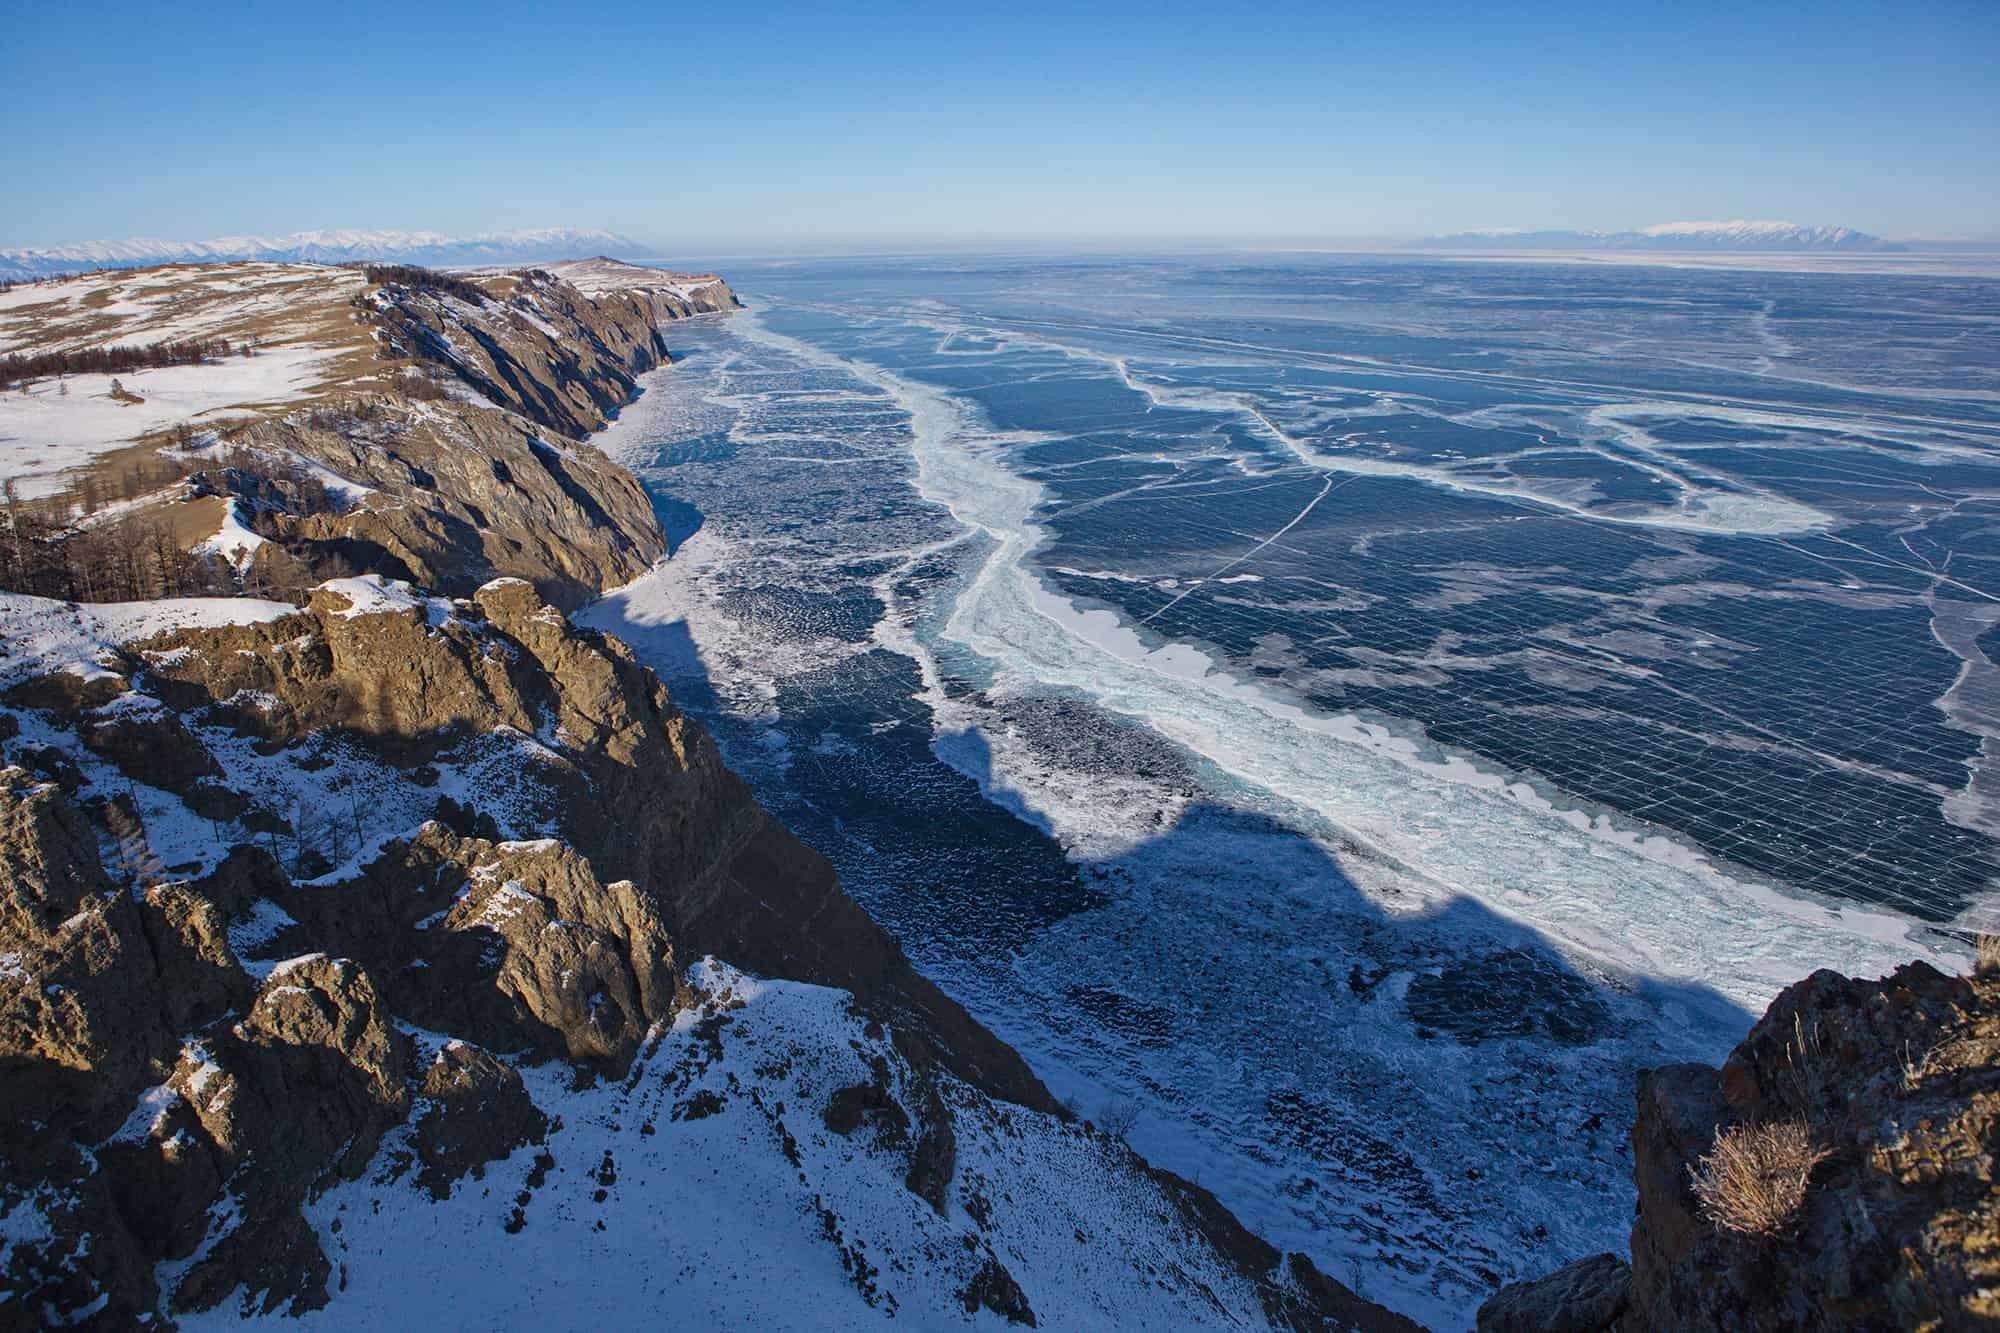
[0,263,361,353]
[178,959,1287,1331]
[0,346,336,498]
[0,591,297,688]
[0,262,375,499]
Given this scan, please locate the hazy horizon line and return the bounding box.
[9,220,2000,257]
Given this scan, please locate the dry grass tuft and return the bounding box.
[1976,933,2000,978]
[1691,1119,1830,1239]
[1782,1011,1829,1116]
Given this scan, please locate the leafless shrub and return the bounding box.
[1691,1119,1830,1239]
[1096,1098,1140,1141]
[1976,933,2000,978]
[1900,1034,1969,1093]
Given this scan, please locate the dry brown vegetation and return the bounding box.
[0,338,239,390]
[1977,933,2000,978]
[1691,1119,1831,1239]
[361,263,489,305]
[0,431,356,603]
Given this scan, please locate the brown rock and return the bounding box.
[1624,1062,1729,1314]
[428,837,680,1068]
[960,1255,1036,1326]
[4,667,128,715]
[0,768,172,1136]
[99,1092,229,1260]
[172,1208,333,1319]
[190,844,290,921]
[825,1070,910,1144]
[412,1040,547,1199]
[1141,1163,1426,1332]
[1504,958,2000,1332]
[904,1083,957,1216]
[1477,1252,1630,1332]
[166,957,410,1316]
[77,703,221,797]
[138,881,251,1031]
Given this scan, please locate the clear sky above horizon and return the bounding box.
[6,0,1996,251]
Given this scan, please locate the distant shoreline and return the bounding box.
[1254,245,2000,279]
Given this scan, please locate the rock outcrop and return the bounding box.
[116,572,1058,1109]
[241,394,666,610]
[1480,953,2000,1331]
[0,770,409,1323]
[541,257,742,326]
[387,826,683,1068]
[410,1040,549,1200]
[0,767,173,1135]
[224,265,714,609]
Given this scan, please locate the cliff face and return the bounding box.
[1479,956,1999,1332]
[367,265,739,441]
[232,392,665,611]
[226,265,745,609]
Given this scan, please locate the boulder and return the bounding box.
[0,768,172,1136]
[167,956,409,1317]
[1477,1253,1630,1332]
[412,1040,547,1199]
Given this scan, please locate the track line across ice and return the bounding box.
[726,308,1957,1010]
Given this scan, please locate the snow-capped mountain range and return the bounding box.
[0,227,648,280]
[1420,220,1903,252]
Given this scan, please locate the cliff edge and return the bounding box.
[1480,948,1999,1331]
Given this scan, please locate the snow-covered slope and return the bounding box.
[0,228,648,281]
[0,576,1409,1330]
[1421,220,1900,252]
[181,959,1309,1331]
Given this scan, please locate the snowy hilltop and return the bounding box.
[0,228,650,281]
[1419,220,1901,252]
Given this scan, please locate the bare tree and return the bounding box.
[1097,1098,1140,1141]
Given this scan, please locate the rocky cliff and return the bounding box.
[0,262,1410,1330]
[225,263,743,608]
[1479,952,1998,1331]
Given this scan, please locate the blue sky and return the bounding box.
[6,0,1996,250]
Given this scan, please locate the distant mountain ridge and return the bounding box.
[0,227,649,280]
[1419,220,1904,252]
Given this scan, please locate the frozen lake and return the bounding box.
[582,253,2000,1327]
